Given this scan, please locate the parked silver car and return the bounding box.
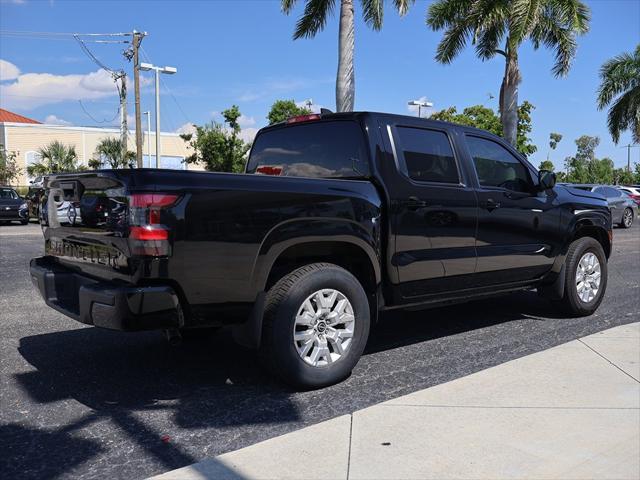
[569,184,637,228]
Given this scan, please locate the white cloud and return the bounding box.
[238,115,256,128]
[0,61,120,110]
[239,127,259,143]
[176,123,196,135]
[236,77,331,103]
[406,96,434,118]
[0,59,20,81]
[44,114,72,125]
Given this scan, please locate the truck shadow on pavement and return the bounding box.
[12,290,566,479]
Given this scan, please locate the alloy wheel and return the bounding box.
[293,289,355,367]
[575,252,601,303]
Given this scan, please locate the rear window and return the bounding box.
[246,120,369,178]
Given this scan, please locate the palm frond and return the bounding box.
[361,0,384,30]
[475,17,506,59]
[393,0,415,16]
[597,48,640,109]
[607,85,640,144]
[435,20,474,64]
[510,0,541,43]
[293,0,336,39]
[426,0,470,30]
[281,0,298,14]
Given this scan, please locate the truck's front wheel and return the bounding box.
[557,237,608,316]
[260,263,370,389]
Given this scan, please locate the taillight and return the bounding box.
[128,193,179,256]
[286,114,321,124]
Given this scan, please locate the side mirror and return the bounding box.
[538,170,556,191]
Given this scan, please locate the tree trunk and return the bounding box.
[499,49,520,147]
[336,0,355,112]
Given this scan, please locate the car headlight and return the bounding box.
[20,202,28,210]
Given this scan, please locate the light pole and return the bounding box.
[139,63,177,168]
[143,111,151,166]
[408,99,433,118]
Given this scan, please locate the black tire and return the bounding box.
[556,237,607,316]
[20,219,28,225]
[620,208,634,228]
[260,263,370,389]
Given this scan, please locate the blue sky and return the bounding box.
[1,0,639,170]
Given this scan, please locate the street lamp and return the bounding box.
[408,99,433,118]
[139,62,177,168]
[143,111,151,167]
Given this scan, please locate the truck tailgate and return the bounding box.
[42,172,134,282]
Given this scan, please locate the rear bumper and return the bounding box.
[29,256,181,331]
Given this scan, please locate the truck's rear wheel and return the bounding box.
[260,263,370,389]
[556,237,607,316]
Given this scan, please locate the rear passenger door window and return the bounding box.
[466,136,532,193]
[395,127,460,184]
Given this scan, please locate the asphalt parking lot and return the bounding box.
[1,222,638,480]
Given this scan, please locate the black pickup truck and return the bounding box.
[30,112,612,388]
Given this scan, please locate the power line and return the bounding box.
[73,34,119,74]
[79,100,121,124]
[0,30,131,37]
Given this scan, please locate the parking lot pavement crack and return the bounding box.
[578,338,640,383]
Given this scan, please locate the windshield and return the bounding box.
[0,188,19,199]
[247,120,369,178]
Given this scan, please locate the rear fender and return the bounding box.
[251,218,382,294]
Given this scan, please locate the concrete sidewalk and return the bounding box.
[151,322,640,480]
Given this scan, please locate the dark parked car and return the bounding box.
[0,186,29,225]
[31,112,613,388]
[566,184,637,228]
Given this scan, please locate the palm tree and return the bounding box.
[27,141,84,177]
[92,138,135,169]
[427,0,590,146]
[282,0,414,112]
[597,45,640,144]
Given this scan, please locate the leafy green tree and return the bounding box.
[565,135,598,183]
[427,0,589,146]
[0,145,21,185]
[614,167,635,185]
[430,101,537,155]
[282,0,414,112]
[549,132,563,150]
[564,135,617,184]
[27,141,85,177]
[597,44,640,144]
[90,138,135,169]
[539,160,555,171]
[181,106,251,173]
[267,99,311,125]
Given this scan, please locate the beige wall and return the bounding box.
[1,123,202,185]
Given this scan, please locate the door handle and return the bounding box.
[483,198,501,210]
[405,196,428,209]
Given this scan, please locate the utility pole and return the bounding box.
[115,71,127,163]
[131,30,146,168]
[627,144,631,173]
